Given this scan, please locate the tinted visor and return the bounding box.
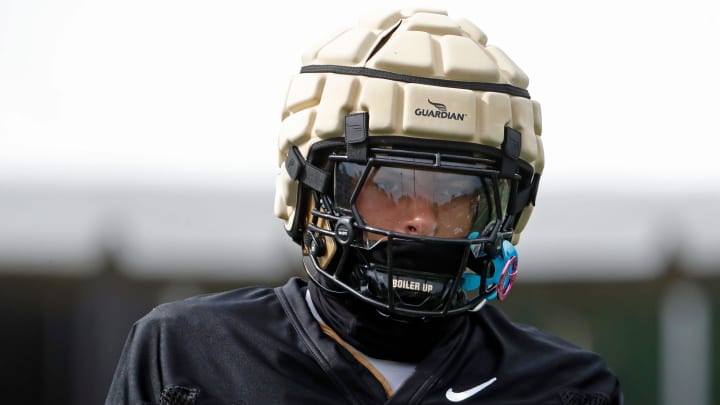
[335,162,509,245]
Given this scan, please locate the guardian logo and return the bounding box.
[414,99,467,121]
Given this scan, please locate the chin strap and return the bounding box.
[461,239,518,302]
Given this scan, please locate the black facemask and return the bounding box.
[358,239,470,312]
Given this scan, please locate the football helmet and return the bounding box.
[274,8,543,317]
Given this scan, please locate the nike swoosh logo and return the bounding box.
[445,377,497,402]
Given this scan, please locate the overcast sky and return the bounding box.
[1,0,719,192]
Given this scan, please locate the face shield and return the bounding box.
[334,161,510,248]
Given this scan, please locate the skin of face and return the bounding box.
[355,167,478,238]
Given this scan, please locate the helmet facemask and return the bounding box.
[300,132,531,318]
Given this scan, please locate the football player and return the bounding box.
[107,8,622,404]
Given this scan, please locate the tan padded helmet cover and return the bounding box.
[274,8,543,244]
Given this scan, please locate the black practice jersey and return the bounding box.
[106,278,622,404]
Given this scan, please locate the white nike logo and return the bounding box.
[445,377,497,402]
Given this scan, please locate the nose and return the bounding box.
[400,198,438,236]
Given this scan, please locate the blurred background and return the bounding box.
[1,1,719,404]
